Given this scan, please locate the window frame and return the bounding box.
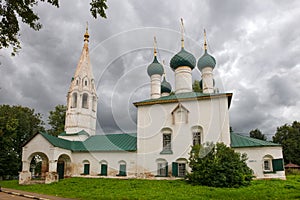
[82,93,89,109]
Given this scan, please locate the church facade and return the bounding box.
[19,27,285,184]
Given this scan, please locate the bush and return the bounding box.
[186,142,253,188]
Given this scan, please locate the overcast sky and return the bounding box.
[1,0,300,138]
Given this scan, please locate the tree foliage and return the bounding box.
[273,121,300,165]
[47,104,66,136]
[1,0,108,55]
[0,105,44,178]
[249,128,267,141]
[186,143,253,188]
[192,80,202,93]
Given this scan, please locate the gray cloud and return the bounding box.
[1,0,300,138]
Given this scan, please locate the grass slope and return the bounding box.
[1,175,300,200]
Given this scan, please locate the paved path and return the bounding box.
[0,187,73,200]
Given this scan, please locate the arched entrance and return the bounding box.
[28,152,49,180]
[57,154,71,179]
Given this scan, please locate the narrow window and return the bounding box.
[118,164,126,176]
[100,164,107,176]
[263,155,273,172]
[163,134,171,151]
[76,80,79,85]
[157,161,168,177]
[83,164,90,175]
[85,80,88,86]
[71,93,77,108]
[264,160,270,171]
[82,93,88,109]
[178,163,186,177]
[193,132,201,146]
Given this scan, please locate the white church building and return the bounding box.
[19,26,285,184]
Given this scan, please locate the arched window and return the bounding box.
[82,160,90,175]
[117,161,126,176]
[100,160,108,176]
[156,159,168,177]
[160,128,173,154]
[263,155,273,172]
[191,126,203,146]
[172,158,187,177]
[82,93,88,109]
[71,93,77,108]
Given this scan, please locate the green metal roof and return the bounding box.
[230,132,281,148]
[38,132,137,152]
[82,133,137,151]
[134,92,232,108]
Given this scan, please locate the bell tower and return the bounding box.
[63,25,98,140]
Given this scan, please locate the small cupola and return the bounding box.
[197,30,216,71]
[170,19,196,71]
[161,76,172,94]
[147,37,164,77]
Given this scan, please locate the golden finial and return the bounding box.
[204,29,207,51]
[153,36,157,56]
[180,18,184,48]
[84,22,89,42]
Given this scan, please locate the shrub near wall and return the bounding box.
[186,143,253,188]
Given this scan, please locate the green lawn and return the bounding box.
[1,175,300,199]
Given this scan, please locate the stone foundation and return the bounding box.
[45,172,58,184]
[19,171,31,185]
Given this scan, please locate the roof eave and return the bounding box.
[134,93,233,107]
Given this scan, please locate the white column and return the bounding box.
[201,67,214,93]
[150,74,161,99]
[175,66,192,94]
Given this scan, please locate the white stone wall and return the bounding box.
[234,146,286,179]
[22,134,72,172]
[136,96,230,176]
[71,151,137,177]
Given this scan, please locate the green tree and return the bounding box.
[249,128,267,141]
[273,121,300,165]
[192,80,202,93]
[186,142,253,188]
[1,0,108,55]
[0,105,44,179]
[47,104,66,136]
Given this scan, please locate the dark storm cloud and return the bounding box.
[1,0,300,137]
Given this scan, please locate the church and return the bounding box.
[19,25,286,184]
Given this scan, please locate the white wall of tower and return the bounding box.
[175,66,192,94]
[150,74,161,99]
[201,67,214,93]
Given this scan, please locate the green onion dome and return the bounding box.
[197,49,216,71]
[147,56,164,77]
[170,48,196,70]
[161,77,172,93]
